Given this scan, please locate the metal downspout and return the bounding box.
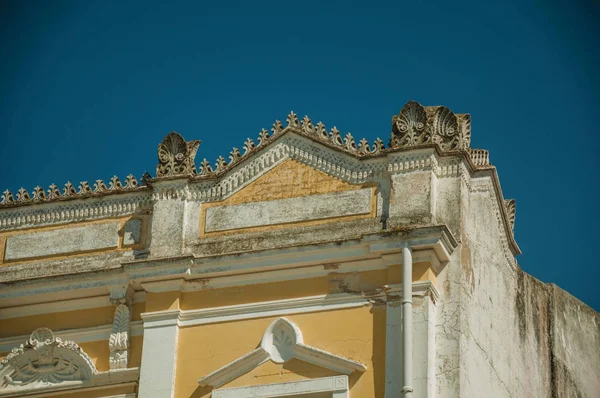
[402,244,413,397]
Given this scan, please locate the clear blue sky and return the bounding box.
[1,1,598,310]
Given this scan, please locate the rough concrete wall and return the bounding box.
[550,284,600,398]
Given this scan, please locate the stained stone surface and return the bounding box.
[123,219,141,245]
[4,222,120,261]
[204,188,373,233]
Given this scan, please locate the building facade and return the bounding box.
[0,101,598,397]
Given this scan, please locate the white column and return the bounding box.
[138,313,179,398]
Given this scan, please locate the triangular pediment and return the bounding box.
[198,318,366,389]
[220,159,361,206]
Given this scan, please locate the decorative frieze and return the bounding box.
[0,193,152,231]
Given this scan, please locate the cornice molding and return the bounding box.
[140,281,439,332]
[141,293,369,329]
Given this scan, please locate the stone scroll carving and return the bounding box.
[391,101,471,151]
[0,328,97,387]
[156,131,201,177]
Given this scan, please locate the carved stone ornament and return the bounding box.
[0,328,97,387]
[432,106,459,151]
[392,100,429,147]
[109,305,130,370]
[391,101,472,152]
[156,131,201,177]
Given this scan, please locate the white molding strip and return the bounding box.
[140,281,439,332]
[0,321,143,353]
[142,292,371,329]
[200,348,270,388]
[211,374,349,398]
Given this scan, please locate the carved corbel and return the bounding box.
[108,285,134,370]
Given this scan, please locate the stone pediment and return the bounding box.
[0,328,97,387]
[198,318,366,389]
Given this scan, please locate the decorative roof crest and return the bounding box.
[0,101,486,209]
[156,131,201,178]
[391,100,471,152]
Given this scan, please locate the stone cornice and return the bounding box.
[0,227,455,307]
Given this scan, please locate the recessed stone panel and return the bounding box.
[4,222,120,261]
[204,188,373,233]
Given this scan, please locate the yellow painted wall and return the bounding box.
[146,291,181,312]
[387,261,437,284]
[79,340,110,372]
[0,306,115,338]
[132,301,146,321]
[130,335,144,368]
[182,276,331,310]
[176,306,386,398]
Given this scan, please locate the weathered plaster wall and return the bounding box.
[433,172,600,398]
[550,284,600,398]
[389,170,434,226]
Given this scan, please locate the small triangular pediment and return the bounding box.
[198,318,366,388]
